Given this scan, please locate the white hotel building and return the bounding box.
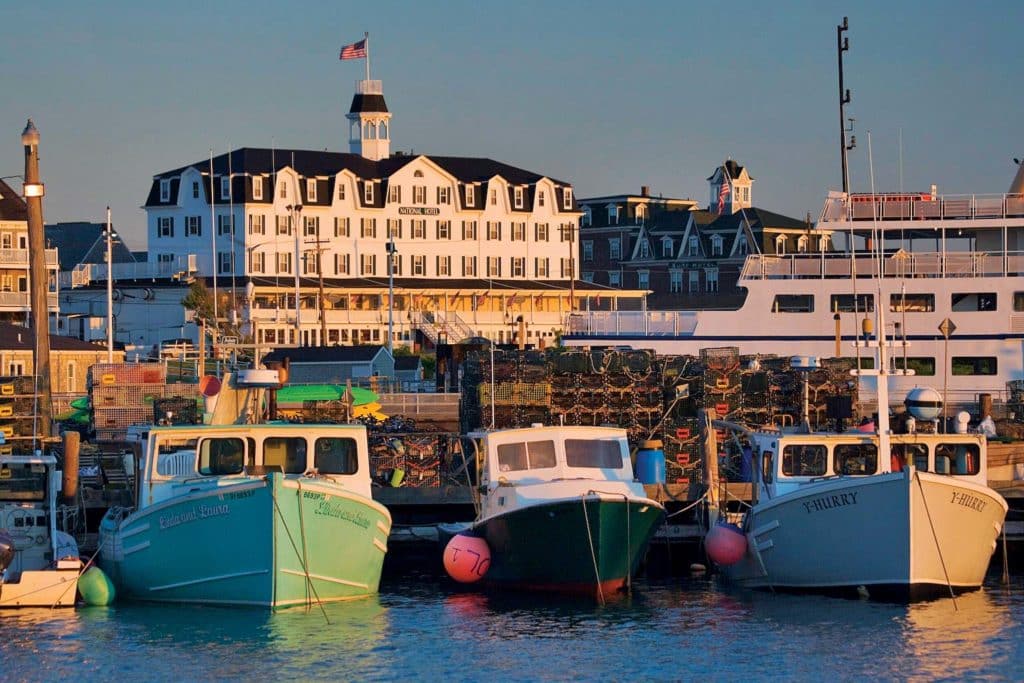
[138,79,643,349]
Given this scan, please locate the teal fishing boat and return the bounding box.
[99,423,390,608]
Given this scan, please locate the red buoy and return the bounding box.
[443,533,490,583]
[706,522,747,566]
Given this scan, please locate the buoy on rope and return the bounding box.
[78,566,116,606]
[705,522,747,566]
[443,533,490,583]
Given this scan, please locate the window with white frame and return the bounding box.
[66,362,76,391]
[437,187,451,204]
[335,253,350,274]
[412,255,426,276]
[536,257,550,277]
[561,258,573,277]
[512,257,525,277]
[487,221,501,240]
[157,253,174,264]
[437,255,451,276]
[303,251,319,275]
[192,181,199,199]
[609,271,621,286]
[337,181,346,200]
[538,191,545,207]
[582,272,594,282]
[413,185,426,204]
[706,267,719,292]
[797,235,808,253]
[158,216,174,237]
[276,215,291,235]
[670,270,683,293]
[334,217,350,237]
[463,255,477,277]
[512,222,525,241]
[385,218,401,239]
[360,253,376,275]
[251,251,266,274]
[388,252,402,275]
[389,184,401,203]
[218,251,233,274]
[688,236,699,256]
[463,220,477,240]
[638,270,650,289]
[303,178,316,203]
[608,205,619,224]
[661,237,673,258]
[361,217,376,238]
[8,361,24,376]
[776,235,787,255]
[638,240,651,259]
[583,241,594,261]
[490,189,498,206]
[277,252,292,274]
[251,176,263,200]
[738,237,748,255]
[563,188,572,209]
[487,257,501,277]
[711,234,723,256]
[820,234,830,251]
[364,182,374,204]
[412,220,426,239]
[437,220,451,240]
[221,177,230,200]
[279,181,287,199]
[582,206,592,226]
[304,215,319,237]
[218,215,233,235]
[688,270,700,293]
[560,224,573,242]
[465,185,475,207]
[636,203,647,221]
[160,179,170,202]
[609,238,621,260]
[514,187,524,208]
[535,223,549,241]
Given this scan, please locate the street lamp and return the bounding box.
[386,239,397,355]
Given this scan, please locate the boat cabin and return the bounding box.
[751,431,987,499]
[138,424,372,508]
[0,455,65,578]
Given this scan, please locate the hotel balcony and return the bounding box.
[61,254,198,288]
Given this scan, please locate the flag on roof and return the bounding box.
[340,39,367,60]
[717,176,731,214]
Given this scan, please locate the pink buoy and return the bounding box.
[443,533,490,583]
[706,522,747,566]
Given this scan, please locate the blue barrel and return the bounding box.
[636,440,666,485]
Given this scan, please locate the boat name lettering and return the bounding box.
[313,499,370,528]
[225,490,254,500]
[159,504,231,530]
[950,491,987,513]
[802,491,859,514]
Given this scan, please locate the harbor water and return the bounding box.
[2,572,1023,681]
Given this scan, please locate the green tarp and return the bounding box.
[275,384,378,406]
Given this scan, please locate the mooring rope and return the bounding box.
[271,481,330,623]
[915,471,958,610]
[581,495,605,606]
[296,479,312,611]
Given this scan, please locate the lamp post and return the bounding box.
[386,239,396,355]
[22,119,51,441]
[286,204,302,343]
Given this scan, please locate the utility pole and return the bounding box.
[22,120,52,441]
[106,207,114,363]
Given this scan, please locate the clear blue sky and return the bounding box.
[1,0,1021,249]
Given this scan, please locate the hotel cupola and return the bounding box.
[347,79,392,161]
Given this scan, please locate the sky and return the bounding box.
[1,0,1021,250]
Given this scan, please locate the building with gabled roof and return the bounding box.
[0,178,59,324]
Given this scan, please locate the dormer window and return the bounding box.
[252,176,263,201]
[538,191,545,207]
[661,236,673,258]
[776,235,787,255]
[160,179,171,202]
[306,179,317,202]
[582,207,592,226]
[639,240,651,259]
[514,187,524,209]
[337,181,346,200]
[687,236,699,256]
[636,204,647,222]
[563,188,572,209]
[797,235,808,253]
[711,234,723,256]
[279,181,287,199]
[608,206,619,225]
[465,185,475,207]
[364,182,374,205]
[738,238,748,255]
[220,177,230,200]
[490,189,498,206]
[192,181,199,199]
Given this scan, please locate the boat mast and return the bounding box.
[867,133,892,470]
[837,17,853,194]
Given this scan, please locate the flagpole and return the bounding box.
[364,31,370,81]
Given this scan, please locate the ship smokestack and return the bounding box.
[1010,158,1024,195]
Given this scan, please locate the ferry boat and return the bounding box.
[565,179,1024,409]
[98,422,391,608]
[461,425,664,600]
[0,453,81,608]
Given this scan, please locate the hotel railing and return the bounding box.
[61,255,198,288]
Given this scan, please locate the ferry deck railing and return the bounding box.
[819,192,1024,224]
[739,250,1024,281]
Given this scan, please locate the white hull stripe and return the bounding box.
[123,540,151,556]
[148,569,269,592]
[279,568,369,589]
[373,538,388,553]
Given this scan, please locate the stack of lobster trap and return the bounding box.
[0,375,40,453]
[89,363,201,441]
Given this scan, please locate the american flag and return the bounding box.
[717,175,731,214]
[339,39,367,60]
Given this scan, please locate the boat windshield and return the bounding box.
[314,437,358,475]
[565,438,624,469]
[0,463,47,501]
[497,440,556,472]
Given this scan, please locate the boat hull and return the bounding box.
[99,473,390,609]
[0,568,79,608]
[475,495,663,597]
[722,470,1007,599]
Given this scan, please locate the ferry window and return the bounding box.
[934,443,980,476]
[781,444,827,476]
[264,437,307,474]
[1014,292,1024,312]
[952,357,997,376]
[893,357,935,376]
[0,463,46,501]
[566,438,624,469]
[840,357,875,370]
[952,292,997,312]
[198,437,245,476]
[890,293,934,312]
[830,294,874,313]
[772,294,814,313]
[834,443,878,475]
[314,437,358,475]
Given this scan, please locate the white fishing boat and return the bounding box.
[704,259,1010,599]
[0,453,81,608]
